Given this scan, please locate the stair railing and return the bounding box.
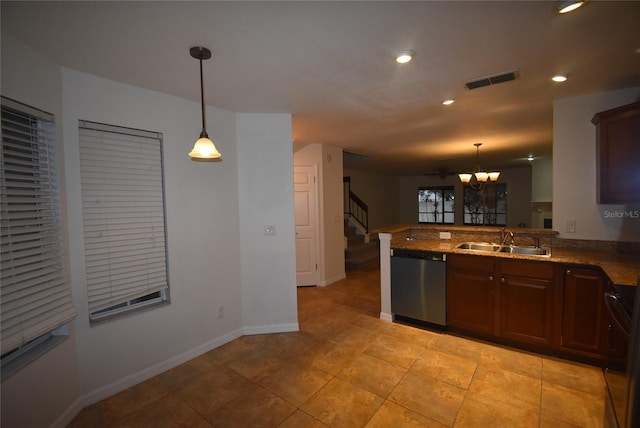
[343,177,369,234]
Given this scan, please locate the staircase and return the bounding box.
[344,221,379,271]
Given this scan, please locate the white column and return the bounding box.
[378,233,392,321]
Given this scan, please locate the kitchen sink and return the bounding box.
[455,241,551,257]
[454,242,501,252]
[498,245,551,256]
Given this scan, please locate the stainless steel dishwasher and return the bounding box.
[390,248,447,326]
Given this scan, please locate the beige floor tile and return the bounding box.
[109,395,212,428]
[453,395,540,428]
[175,366,254,416]
[540,414,586,427]
[337,352,408,398]
[100,377,168,424]
[541,381,605,428]
[411,348,478,389]
[260,360,334,407]
[206,384,296,427]
[68,267,607,428]
[543,357,606,395]
[224,341,292,381]
[364,334,425,368]
[467,365,541,413]
[389,370,466,426]
[428,332,490,362]
[480,343,543,379]
[301,377,384,428]
[301,339,364,375]
[365,401,448,428]
[279,410,328,428]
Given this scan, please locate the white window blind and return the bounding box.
[78,121,169,315]
[0,97,76,356]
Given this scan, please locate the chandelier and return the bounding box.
[458,143,500,190]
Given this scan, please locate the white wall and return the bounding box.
[2,32,300,428]
[321,144,346,284]
[1,33,82,428]
[554,88,640,241]
[237,113,298,333]
[61,68,244,400]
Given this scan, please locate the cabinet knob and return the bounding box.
[566,269,571,275]
[501,277,505,283]
[489,276,494,281]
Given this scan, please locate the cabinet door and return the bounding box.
[498,260,556,348]
[498,274,555,348]
[447,255,495,335]
[592,101,640,203]
[562,267,605,356]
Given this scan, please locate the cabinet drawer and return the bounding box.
[499,259,555,279]
[448,254,495,273]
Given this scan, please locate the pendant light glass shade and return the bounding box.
[189,46,222,162]
[189,135,221,160]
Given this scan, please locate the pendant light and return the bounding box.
[188,46,222,161]
[459,143,500,190]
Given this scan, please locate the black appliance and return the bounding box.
[390,249,447,326]
[604,280,639,428]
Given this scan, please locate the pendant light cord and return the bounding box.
[199,58,208,138]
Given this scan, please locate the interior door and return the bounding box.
[294,165,319,286]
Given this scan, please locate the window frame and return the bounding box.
[418,186,455,224]
[463,182,507,226]
[77,120,170,324]
[1,96,75,378]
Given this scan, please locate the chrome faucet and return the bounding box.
[501,229,515,246]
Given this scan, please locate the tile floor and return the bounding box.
[69,266,606,427]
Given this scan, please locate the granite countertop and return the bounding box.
[377,224,640,287]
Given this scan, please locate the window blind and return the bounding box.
[78,121,169,314]
[0,97,76,356]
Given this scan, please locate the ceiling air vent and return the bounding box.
[465,69,519,90]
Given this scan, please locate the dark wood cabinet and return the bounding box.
[445,254,611,363]
[592,101,640,204]
[497,259,559,348]
[561,267,606,358]
[447,254,495,335]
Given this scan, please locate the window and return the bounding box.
[78,121,169,323]
[1,97,75,375]
[463,183,507,226]
[418,186,454,224]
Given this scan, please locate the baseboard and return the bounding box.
[379,312,393,322]
[242,323,299,335]
[51,398,84,428]
[319,272,346,287]
[78,328,243,407]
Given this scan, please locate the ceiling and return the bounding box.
[2,1,639,175]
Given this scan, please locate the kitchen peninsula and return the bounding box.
[376,224,640,363]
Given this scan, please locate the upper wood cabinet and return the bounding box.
[591,101,640,204]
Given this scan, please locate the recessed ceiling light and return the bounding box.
[442,99,455,106]
[395,50,415,64]
[552,75,568,83]
[557,1,585,14]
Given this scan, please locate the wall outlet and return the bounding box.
[439,231,452,240]
[217,305,224,319]
[565,219,576,233]
[264,225,276,236]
